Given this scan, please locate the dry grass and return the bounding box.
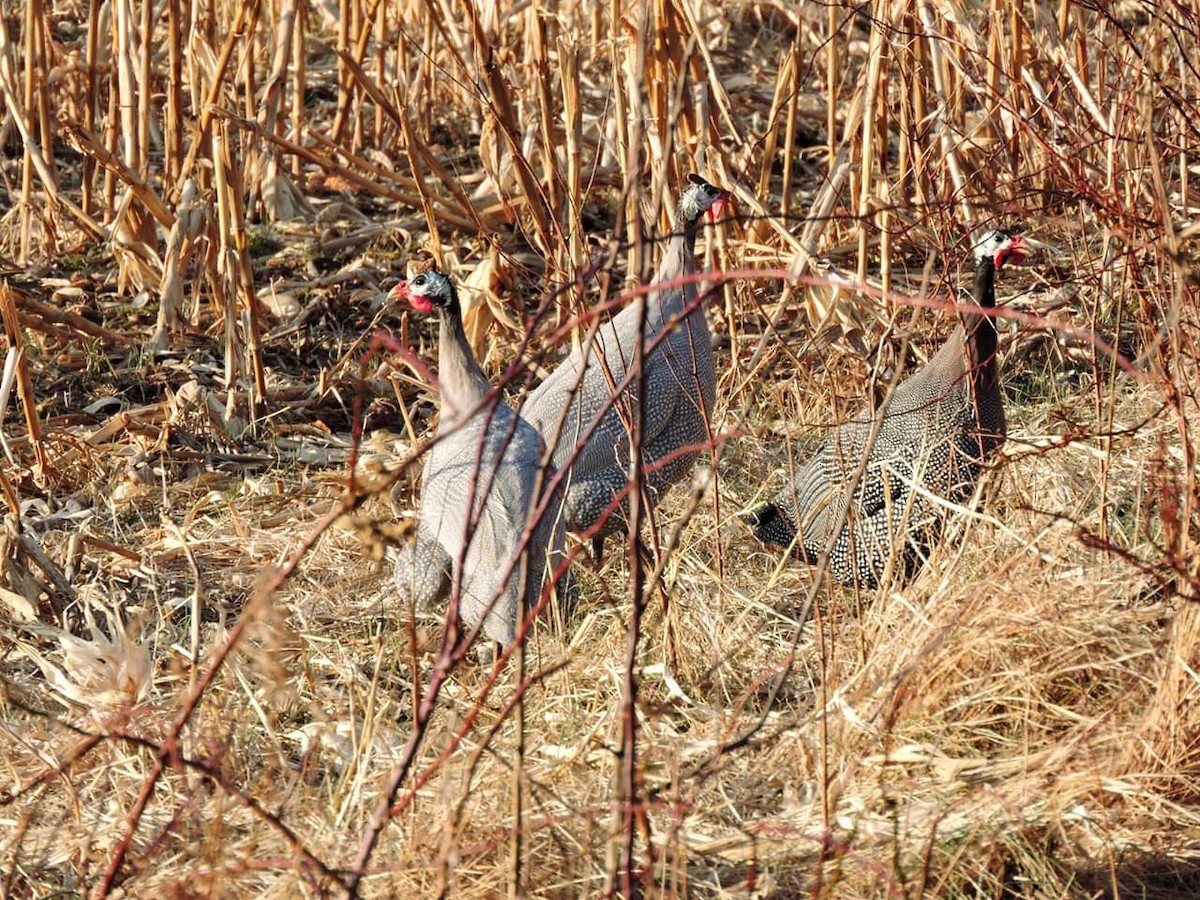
[1,0,1199,897]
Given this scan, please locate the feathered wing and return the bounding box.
[558,365,685,536]
[523,316,633,477]
[498,425,569,623]
[774,426,931,587]
[530,310,710,501]
[457,491,522,645]
[639,314,714,447]
[773,344,985,585]
[521,352,580,446]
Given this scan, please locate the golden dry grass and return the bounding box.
[1,0,1199,897]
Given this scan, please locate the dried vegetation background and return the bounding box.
[1,0,1199,896]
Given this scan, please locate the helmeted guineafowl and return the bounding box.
[748,228,1029,587]
[389,266,567,645]
[522,174,731,557]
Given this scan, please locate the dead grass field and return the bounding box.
[1,0,1199,897]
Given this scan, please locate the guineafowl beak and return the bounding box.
[707,193,731,223]
[387,280,409,302]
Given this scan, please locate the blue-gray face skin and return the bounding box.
[974,229,1029,269]
[387,269,455,312]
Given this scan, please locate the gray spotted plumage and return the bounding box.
[749,229,1029,587]
[522,175,730,551]
[389,269,567,645]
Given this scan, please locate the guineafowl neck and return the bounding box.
[681,212,706,272]
[648,216,702,317]
[437,297,490,408]
[966,260,999,376]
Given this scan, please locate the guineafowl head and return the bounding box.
[387,267,458,314]
[680,173,731,227]
[973,229,1029,270]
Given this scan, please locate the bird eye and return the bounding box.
[414,275,426,286]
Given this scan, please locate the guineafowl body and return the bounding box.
[390,269,567,645]
[749,229,1029,587]
[522,174,730,554]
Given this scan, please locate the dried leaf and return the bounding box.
[461,251,521,363]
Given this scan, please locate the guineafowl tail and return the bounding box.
[746,501,796,548]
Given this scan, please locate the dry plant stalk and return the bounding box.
[0,286,47,478]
